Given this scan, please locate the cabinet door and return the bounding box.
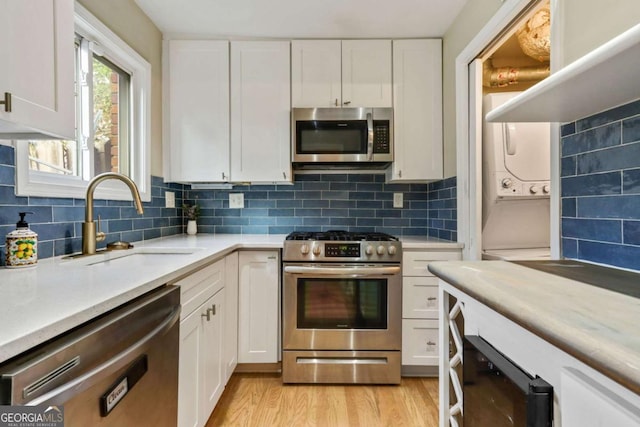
[341,40,392,108]
[201,289,224,422]
[223,251,239,381]
[388,39,443,182]
[230,41,291,183]
[238,251,280,363]
[0,0,74,139]
[165,40,229,182]
[291,40,342,107]
[178,303,203,427]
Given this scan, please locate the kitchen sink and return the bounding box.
[61,246,204,266]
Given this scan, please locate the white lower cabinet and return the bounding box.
[223,251,239,381]
[177,256,231,427]
[402,248,461,370]
[238,250,280,364]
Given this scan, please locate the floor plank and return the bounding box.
[207,374,439,427]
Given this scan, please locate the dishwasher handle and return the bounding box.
[24,305,180,407]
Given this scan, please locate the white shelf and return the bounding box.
[486,23,640,123]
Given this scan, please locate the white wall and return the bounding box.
[442,0,504,178]
[77,0,164,177]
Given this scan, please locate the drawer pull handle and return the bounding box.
[427,297,437,301]
[201,308,213,321]
[211,304,216,316]
[427,341,436,346]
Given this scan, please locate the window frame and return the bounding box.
[15,2,151,202]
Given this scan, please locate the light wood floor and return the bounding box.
[206,373,439,427]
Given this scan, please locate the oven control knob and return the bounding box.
[543,184,550,194]
[388,245,397,256]
[300,244,310,255]
[376,245,386,256]
[365,245,374,256]
[530,185,540,194]
[312,245,321,256]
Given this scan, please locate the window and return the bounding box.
[16,3,151,201]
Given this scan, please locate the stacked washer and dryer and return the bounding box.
[481,92,551,261]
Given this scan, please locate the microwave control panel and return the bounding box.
[373,121,390,153]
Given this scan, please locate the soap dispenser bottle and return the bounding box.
[5,212,38,268]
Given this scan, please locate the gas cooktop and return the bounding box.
[285,231,399,242]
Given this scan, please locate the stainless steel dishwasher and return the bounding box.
[0,285,180,427]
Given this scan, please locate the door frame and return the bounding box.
[455,0,563,260]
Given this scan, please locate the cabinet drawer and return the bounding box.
[402,319,439,366]
[403,250,461,277]
[176,258,225,319]
[402,276,439,319]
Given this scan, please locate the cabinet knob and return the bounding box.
[1,92,11,113]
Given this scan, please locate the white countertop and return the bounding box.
[428,260,640,395]
[0,233,459,365]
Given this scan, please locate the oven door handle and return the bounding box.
[284,265,400,276]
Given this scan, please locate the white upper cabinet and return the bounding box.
[291,40,342,108]
[341,40,392,108]
[0,0,74,139]
[230,41,291,183]
[291,40,392,108]
[387,39,443,182]
[164,40,230,182]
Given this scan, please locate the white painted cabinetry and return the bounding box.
[401,248,461,371]
[164,40,230,183]
[291,40,342,108]
[238,250,280,364]
[177,258,227,427]
[0,0,74,139]
[230,41,292,183]
[163,40,291,183]
[291,39,392,108]
[386,39,443,182]
[223,251,239,381]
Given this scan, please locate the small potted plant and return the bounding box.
[183,203,200,235]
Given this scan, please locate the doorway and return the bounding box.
[455,0,561,260]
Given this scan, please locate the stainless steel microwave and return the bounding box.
[292,107,393,165]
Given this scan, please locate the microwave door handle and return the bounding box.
[367,112,374,161]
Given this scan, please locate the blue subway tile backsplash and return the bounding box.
[184,173,456,238]
[0,143,459,264]
[561,98,640,270]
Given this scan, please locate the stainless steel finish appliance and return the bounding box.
[0,286,180,426]
[282,231,402,384]
[292,107,393,166]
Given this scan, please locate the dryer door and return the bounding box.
[502,121,551,182]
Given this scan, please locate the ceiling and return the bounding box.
[134,0,469,39]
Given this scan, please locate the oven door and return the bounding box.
[282,263,402,351]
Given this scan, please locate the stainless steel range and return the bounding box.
[282,231,402,384]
